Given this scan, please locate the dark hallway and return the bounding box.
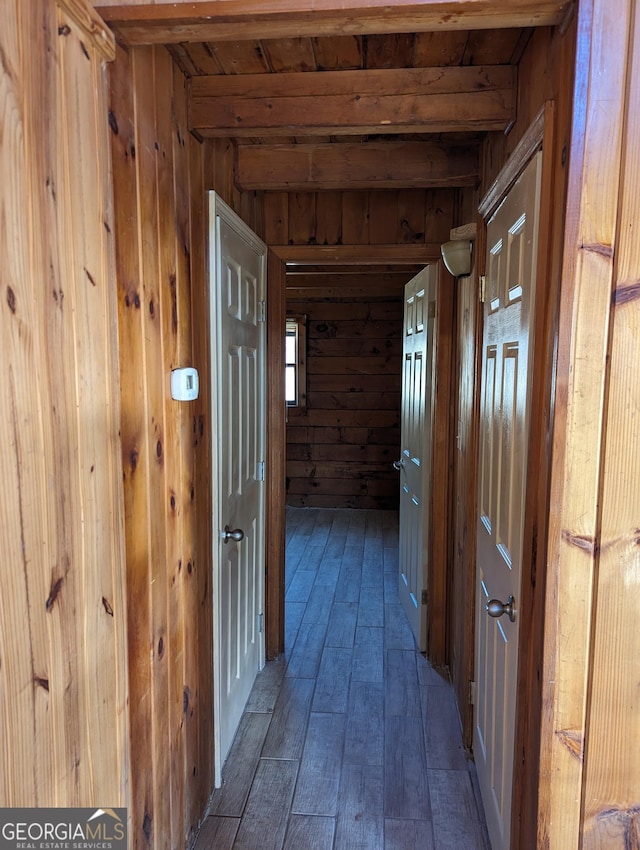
[195,508,489,849]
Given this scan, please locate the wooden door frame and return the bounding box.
[264,244,442,660]
[476,102,564,848]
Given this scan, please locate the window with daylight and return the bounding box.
[285,316,306,407]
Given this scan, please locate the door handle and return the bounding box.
[486,595,516,623]
[221,525,245,543]
[393,458,405,470]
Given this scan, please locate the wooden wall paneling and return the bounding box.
[427,262,454,666]
[111,41,228,847]
[206,138,236,206]
[316,192,343,245]
[134,44,173,849]
[56,0,129,804]
[582,7,640,839]
[0,0,127,811]
[172,59,194,840]
[236,188,261,239]
[341,192,370,245]
[288,192,317,244]
[369,190,398,243]
[397,190,427,243]
[424,189,456,248]
[188,116,214,818]
[154,46,185,850]
[235,141,479,192]
[538,0,632,846]
[110,40,152,841]
[285,294,402,510]
[1,0,54,804]
[263,192,289,244]
[266,250,287,659]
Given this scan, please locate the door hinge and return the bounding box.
[258,300,266,322]
[421,589,428,605]
[258,612,264,634]
[469,680,476,705]
[479,275,486,304]
[257,460,265,481]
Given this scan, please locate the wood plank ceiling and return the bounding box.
[98,1,571,274]
[168,28,528,192]
[98,2,572,196]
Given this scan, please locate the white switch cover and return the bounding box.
[171,367,199,401]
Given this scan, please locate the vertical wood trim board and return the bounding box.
[0,0,128,809]
[266,250,287,659]
[539,0,638,846]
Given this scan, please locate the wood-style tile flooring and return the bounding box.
[195,508,490,850]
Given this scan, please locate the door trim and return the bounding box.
[475,102,560,847]
[209,192,268,784]
[265,244,441,660]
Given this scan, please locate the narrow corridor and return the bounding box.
[195,508,490,849]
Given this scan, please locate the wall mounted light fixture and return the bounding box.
[440,239,473,277]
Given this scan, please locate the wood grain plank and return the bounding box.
[352,627,384,683]
[384,603,416,650]
[236,141,478,190]
[312,647,353,712]
[190,66,515,136]
[266,249,287,659]
[245,658,287,714]
[579,2,640,841]
[422,684,467,770]
[344,681,384,766]
[283,815,336,850]
[285,623,329,679]
[233,759,299,850]
[358,585,385,627]
[261,677,315,759]
[55,2,129,806]
[110,36,154,835]
[325,602,359,648]
[429,769,490,849]
[384,716,430,819]
[99,2,568,46]
[334,763,384,850]
[193,816,240,850]
[385,650,422,717]
[539,3,633,847]
[209,711,272,816]
[385,818,435,849]
[292,712,346,816]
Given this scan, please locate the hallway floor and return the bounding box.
[195,508,490,849]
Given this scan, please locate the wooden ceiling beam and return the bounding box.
[236,140,479,190]
[190,65,515,137]
[95,1,572,45]
[272,244,441,264]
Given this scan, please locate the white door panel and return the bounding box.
[397,265,437,651]
[474,152,542,850]
[209,193,266,786]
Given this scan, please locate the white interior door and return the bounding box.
[474,151,542,850]
[396,264,437,652]
[209,193,267,786]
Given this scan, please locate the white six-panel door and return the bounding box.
[474,152,542,850]
[397,264,437,652]
[209,193,267,786]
